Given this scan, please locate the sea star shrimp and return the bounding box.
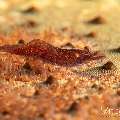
[0,39,105,67]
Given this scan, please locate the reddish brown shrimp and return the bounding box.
[0,39,105,66]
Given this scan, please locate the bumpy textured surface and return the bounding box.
[0,0,120,120]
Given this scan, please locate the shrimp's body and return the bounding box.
[0,40,104,66]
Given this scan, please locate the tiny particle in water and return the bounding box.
[61,27,69,32]
[101,61,116,70]
[28,20,37,27]
[67,102,78,115]
[87,16,106,24]
[116,89,120,96]
[43,75,54,86]
[33,90,40,96]
[85,31,96,38]
[84,96,89,100]
[22,62,32,73]
[91,83,98,89]
[18,39,25,45]
[110,47,120,53]
[23,20,37,28]
[22,6,38,14]
[61,42,75,49]
[1,110,9,116]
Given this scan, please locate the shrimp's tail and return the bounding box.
[0,45,22,54]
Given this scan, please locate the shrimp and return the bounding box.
[0,39,105,66]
